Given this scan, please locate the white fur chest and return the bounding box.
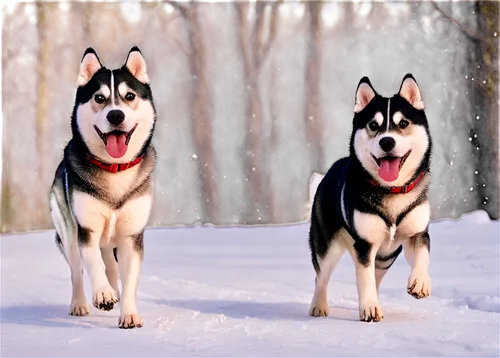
[381,175,429,222]
[72,167,152,248]
[352,208,421,254]
[352,182,430,249]
[72,192,152,248]
[353,210,388,245]
[102,166,141,201]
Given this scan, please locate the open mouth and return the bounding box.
[371,150,411,182]
[94,124,138,158]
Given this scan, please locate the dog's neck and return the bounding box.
[348,156,428,194]
[69,129,151,173]
[65,138,154,175]
[86,153,143,173]
[367,171,425,194]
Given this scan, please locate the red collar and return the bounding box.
[87,154,143,173]
[368,172,425,194]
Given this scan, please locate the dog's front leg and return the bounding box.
[116,232,144,329]
[78,224,119,311]
[73,193,118,311]
[403,231,431,299]
[353,239,383,322]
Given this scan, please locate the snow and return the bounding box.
[1,211,499,356]
[460,210,491,224]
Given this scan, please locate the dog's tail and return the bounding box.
[309,230,321,275]
[309,213,321,274]
[305,173,324,220]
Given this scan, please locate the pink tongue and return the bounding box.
[105,133,128,158]
[378,158,401,182]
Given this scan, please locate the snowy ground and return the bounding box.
[1,211,499,357]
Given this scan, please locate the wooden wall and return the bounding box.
[0,1,499,232]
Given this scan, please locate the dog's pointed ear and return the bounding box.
[125,46,149,84]
[77,48,102,87]
[399,74,424,110]
[354,77,376,113]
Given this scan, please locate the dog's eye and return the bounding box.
[368,121,379,131]
[399,119,410,129]
[94,94,106,104]
[125,92,136,101]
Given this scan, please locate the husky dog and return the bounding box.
[50,47,156,328]
[308,74,432,322]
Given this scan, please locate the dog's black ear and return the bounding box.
[354,76,377,113]
[127,45,142,55]
[124,46,149,84]
[77,47,102,87]
[80,47,101,64]
[398,73,424,110]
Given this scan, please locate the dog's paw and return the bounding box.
[407,274,431,299]
[69,302,91,316]
[309,303,329,317]
[359,302,383,322]
[92,288,119,311]
[118,312,143,329]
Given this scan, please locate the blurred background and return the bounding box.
[1,1,499,234]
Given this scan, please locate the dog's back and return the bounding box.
[309,157,350,273]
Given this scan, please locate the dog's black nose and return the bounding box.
[379,137,396,152]
[107,110,125,126]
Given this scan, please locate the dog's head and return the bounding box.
[350,74,431,187]
[71,47,155,163]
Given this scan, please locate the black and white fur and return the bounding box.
[50,47,156,328]
[308,74,432,322]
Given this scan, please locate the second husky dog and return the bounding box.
[50,47,156,328]
[309,74,432,322]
